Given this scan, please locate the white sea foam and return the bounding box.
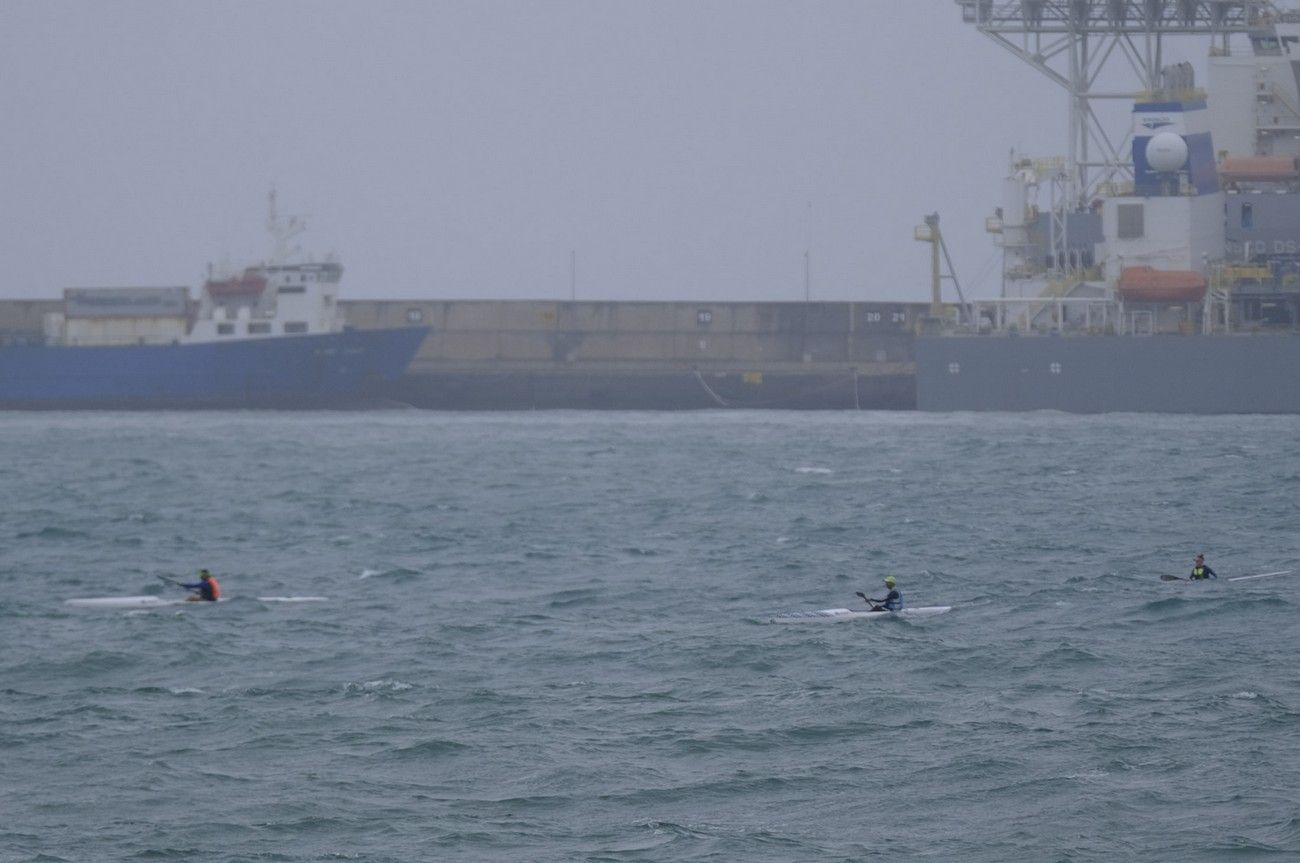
[354,679,413,692]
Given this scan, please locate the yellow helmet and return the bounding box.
[884,576,896,587]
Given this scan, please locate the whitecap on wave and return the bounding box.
[347,679,414,693]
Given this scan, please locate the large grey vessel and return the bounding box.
[917,1,1300,413]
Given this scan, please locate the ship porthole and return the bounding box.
[947,362,960,375]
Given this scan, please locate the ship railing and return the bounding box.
[1038,269,1103,296]
[1028,156,1064,175]
[1135,88,1206,103]
[1217,264,1272,283]
[965,296,1120,336]
[1097,178,1197,197]
[1111,289,1234,337]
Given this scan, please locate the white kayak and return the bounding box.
[771,605,952,623]
[65,595,327,609]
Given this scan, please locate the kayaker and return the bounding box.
[181,569,221,601]
[1189,554,1217,580]
[856,575,904,611]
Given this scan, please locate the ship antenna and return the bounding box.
[266,187,305,264]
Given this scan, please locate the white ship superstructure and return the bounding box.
[189,191,346,341]
[41,191,350,348]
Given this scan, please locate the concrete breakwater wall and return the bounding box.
[341,300,924,409]
[0,298,924,409]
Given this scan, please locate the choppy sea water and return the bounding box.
[2,410,1299,862]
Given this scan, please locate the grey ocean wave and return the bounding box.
[2,411,1299,862]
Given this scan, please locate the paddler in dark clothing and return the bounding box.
[1189,554,1217,580]
[856,575,903,611]
[181,569,221,601]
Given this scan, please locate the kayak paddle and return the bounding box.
[1227,569,1295,583]
[1163,569,1294,583]
[855,591,884,610]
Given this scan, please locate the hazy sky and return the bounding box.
[0,1,1182,303]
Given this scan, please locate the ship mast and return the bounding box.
[266,188,306,265]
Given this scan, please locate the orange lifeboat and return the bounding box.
[205,270,268,298]
[1117,266,1207,303]
[1218,156,1300,183]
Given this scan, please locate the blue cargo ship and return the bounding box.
[0,194,427,409]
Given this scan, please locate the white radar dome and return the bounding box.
[1147,132,1188,172]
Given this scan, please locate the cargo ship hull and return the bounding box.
[0,326,428,409]
[916,334,1300,414]
[383,365,916,410]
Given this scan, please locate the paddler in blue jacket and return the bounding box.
[1189,554,1217,580]
[856,575,903,611]
[181,569,221,601]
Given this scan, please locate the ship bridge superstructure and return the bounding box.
[191,192,345,341]
[957,0,1270,279]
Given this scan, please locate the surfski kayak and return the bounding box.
[65,595,327,609]
[771,605,952,623]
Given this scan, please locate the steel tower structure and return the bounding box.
[955,1,1271,210]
